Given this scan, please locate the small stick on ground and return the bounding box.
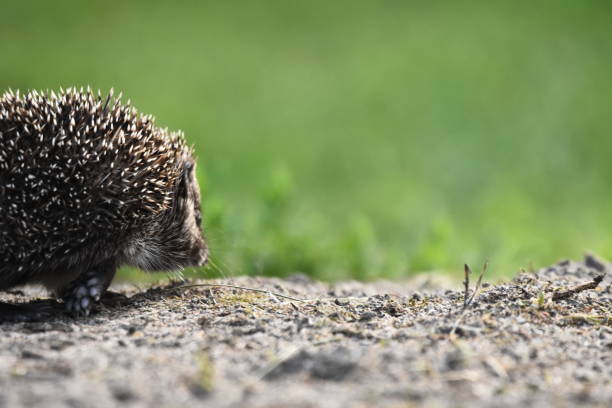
[552,274,605,301]
[462,264,471,309]
[465,262,487,309]
[451,262,488,336]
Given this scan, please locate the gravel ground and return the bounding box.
[0,255,610,408]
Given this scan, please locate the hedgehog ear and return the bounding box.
[182,158,195,182]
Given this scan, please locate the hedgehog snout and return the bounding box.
[195,246,209,267]
[189,236,208,267]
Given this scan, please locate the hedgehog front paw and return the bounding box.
[62,276,105,317]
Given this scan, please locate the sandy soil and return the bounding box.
[0,255,610,408]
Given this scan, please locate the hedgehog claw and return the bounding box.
[62,275,108,317]
[59,260,117,318]
[64,285,96,317]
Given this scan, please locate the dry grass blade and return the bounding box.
[167,283,310,302]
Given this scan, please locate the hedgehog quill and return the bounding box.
[0,88,208,317]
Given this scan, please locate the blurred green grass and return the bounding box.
[2,0,612,280]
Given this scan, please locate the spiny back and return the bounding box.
[0,88,189,268]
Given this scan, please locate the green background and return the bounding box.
[2,1,611,280]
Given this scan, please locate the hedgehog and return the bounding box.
[0,88,208,317]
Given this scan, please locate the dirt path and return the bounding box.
[1,256,610,408]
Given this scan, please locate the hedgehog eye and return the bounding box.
[195,211,202,227]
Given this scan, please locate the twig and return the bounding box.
[552,274,605,301]
[207,288,217,305]
[462,264,471,309]
[166,283,310,303]
[465,261,487,309]
[451,262,488,336]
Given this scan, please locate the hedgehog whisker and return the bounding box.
[213,257,238,277]
[207,257,235,282]
[205,258,226,276]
